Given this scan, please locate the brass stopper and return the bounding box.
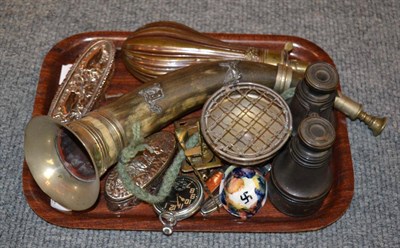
[334,91,387,136]
[264,42,309,75]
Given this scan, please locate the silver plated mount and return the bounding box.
[48,40,116,123]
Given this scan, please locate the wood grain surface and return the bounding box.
[22,32,354,232]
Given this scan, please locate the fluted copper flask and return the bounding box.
[122,21,308,82]
[268,115,336,217]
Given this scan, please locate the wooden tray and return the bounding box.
[22,31,354,232]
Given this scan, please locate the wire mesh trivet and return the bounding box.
[201,82,292,166]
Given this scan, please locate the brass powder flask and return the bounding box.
[121,21,308,82]
[24,60,302,211]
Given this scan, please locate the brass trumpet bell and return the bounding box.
[24,116,100,211]
[25,40,116,211]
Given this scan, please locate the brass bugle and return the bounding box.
[122,21,308,82]
[24,61,302,211]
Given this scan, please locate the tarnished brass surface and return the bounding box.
[24,61,301,211]
[180,160,223,173]
[48,40,115,123]
[201,82,292,166]
[104,131,177,212]
[122,21,308,82]
[174,118,222,173]
[334,91,387,136]
[174,118,212,165]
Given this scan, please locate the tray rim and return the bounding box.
[23,30,354,233]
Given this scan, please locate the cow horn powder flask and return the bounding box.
[24,60,301,211]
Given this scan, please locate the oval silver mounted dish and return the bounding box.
[48,40,116,123]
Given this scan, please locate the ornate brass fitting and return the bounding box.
[25,61,292,211]
[174,118,222,173]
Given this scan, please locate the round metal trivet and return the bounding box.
[200,82,292,166]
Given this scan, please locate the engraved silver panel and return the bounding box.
[48,40,116,123]
[219,61,242,86]
[138,83,164,114]
[105,131,177,212]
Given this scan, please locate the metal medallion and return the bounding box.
[138,83,164,114]
[219,61,242,86]
[244,47,260,62]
